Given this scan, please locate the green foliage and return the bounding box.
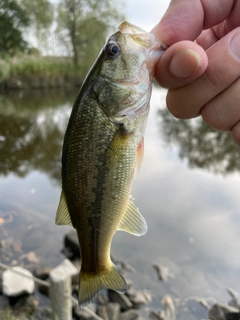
[0,0,53,57]
[0,0,124,80]
[0,0,29,57]
[56,0,125,73]
[0,59,11,80]
[27,47,41,56]
[20,0,54,43]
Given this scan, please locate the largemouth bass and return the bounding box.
[56,21,163,307]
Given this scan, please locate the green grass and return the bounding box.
[9,56,75,77]
[0,54,83,85]
[0,309,16,320]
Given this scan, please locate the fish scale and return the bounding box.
[55,21,164,307]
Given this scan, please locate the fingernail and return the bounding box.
[169,48,201,79]
[230,31,240,61]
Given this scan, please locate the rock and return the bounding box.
[108,290,133,311]
[227,288,240,309]
[128,290,151,308]
[3,266,35,297]
[31,307,53,320]
[38,282,49,297]
[96,292,109,305]
[74,307,94,320]
[208,303,240,320]
[120,309,141,320]
[34,265,51,280]
[50,259,79,319]
[50,259,79,282]
[125,286,136,298]
[149,295,176,320]
[64,230,80,258]
[74,303,98,320]
[0,294,9,310]
[14,295,38,315]
[162,295,176,320]
[86,302,97,313]
[19,251,39,264]
[71,260,81,285]
[196,298,210,310]
[111,256,135,273]
[126,279,133,289]
[0,237,14,249]
[97,302,121,320]
[149,310,166,320]
[152,264,173,281]
[119,261,135,274]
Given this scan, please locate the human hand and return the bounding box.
[152,0,240,146]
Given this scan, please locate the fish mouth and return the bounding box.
[118,21,154,48]
[118,21,165,50]
[118,21,149,35]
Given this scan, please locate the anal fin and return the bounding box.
[55,190,72,226]
[117,197,147,236]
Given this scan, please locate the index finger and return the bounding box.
[152,0,235,45]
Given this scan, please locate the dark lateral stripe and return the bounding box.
[87,128,114,272]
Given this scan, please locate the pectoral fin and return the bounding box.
[117,197,147,236]
[55,190,72,226]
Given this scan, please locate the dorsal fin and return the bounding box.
[55,190,72,226]
[117,197,147,236]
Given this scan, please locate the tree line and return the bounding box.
[0,0,124,71]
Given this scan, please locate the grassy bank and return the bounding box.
[0,55,84,90]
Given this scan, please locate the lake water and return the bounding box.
[1,87,240,319]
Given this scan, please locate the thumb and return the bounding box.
[154,41,208,89]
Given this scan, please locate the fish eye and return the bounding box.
[106,43,121,58]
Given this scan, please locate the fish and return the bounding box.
[55,21,163,307]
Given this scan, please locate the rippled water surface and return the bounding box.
[1,87,240,319]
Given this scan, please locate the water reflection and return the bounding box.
[0,90,76,182]
[1,87,240,319]
[158,108,240,175]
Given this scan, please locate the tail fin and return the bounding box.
[78,264,127,307]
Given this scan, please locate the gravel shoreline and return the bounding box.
[1,229,240,320]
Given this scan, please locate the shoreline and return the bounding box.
[0,75,83,92]
[0,55,84,92]
[1,229,240,320]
